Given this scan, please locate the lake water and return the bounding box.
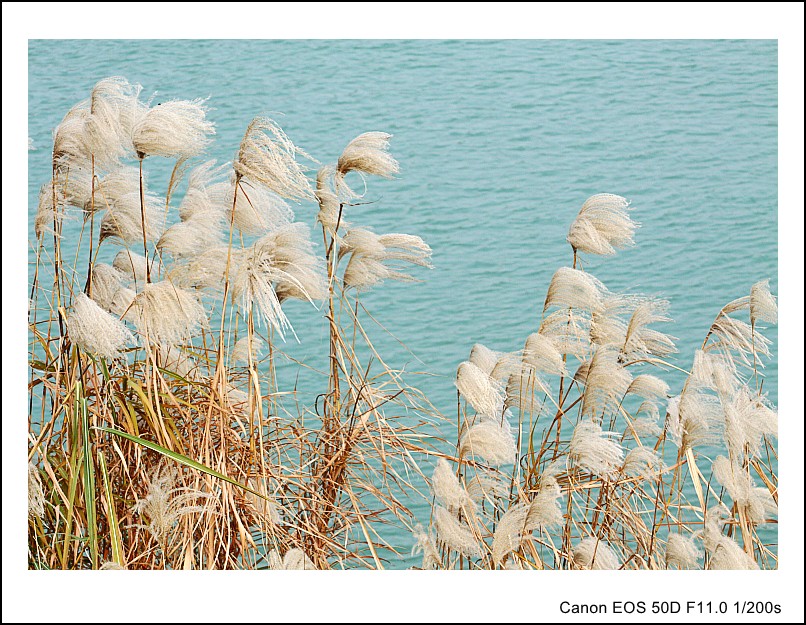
[28,40,778,568]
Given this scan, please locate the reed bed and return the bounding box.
[28,77,441,570]
[28,77,777,571]
[413,193,778,570]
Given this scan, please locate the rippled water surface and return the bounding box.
[29,40,778,567]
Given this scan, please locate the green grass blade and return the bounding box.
[96,426,267,500]
[79,382,99,569]
[98,449,124,567]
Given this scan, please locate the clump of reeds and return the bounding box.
[413,193,778,570]
[28,77,440,570]
[26,78,778,572]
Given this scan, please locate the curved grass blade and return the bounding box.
[96,426,268,500]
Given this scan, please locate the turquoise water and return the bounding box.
[28,40,778,567]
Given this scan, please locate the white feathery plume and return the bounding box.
[459,418,516,466]
[431,458,476,516]
[626,374,669,402]
[95,166,141,204]
[433,506,482,558]
[690,350,737,394]
[342,255,406,291]
[492,503,530,566]
[489,352,520,382]
[465,345,517,384]
[590,294,636,347]
[538,309,591,358]
[231,223,325,337]
[157,215,225,260]
[723,386,777,458]
[632,401,662,438]
[268,548,318,570]
[504,368,528,412]
[708,537,759,570]
[543,267,605,312]
[526,486,564,532]
[234,117,314,201]
[621,299,676,361]
[622,446,663,479]
[525,464,564,530]
[377,233,433,267]
[665,394,683,445]
[28,463,45,518]
[231,180,294,235]
[133,464,214,547]
[59,161,94,211]
[85,77,144,168]
[469,343,502,376]
[336,131,399,196]
[99,195,166,245]
[712,456,777,524]
[110,287,136,318]
[702,506,759,570]
[675,388,724,449]
[665,533,701,569]
[124,281,208,345]
[523,332,568,376]
[707,314,771,367]
[113,250,150,282]
[35,182,62,238]
[412,525,442,570]
[268,222,327,304]
[28,137,35,151]
[750,279,777,325]
[89,263,127,312]
[168,245,230,292]
[133,98,214,159]
[580,347,632,418]
[466,473,507,505]
[177,161,230,221]
[572,537,620,570]
[53,101,91,164]
[97,169,166,244]
[315,165,343,234]
[340,228,433,291]
[339,228,386,259]
[231,336,265,366]
[573,360,591,385]
[455,361,504,418]
[567,193,637,256]
[230,242,287,336]
[722,295,751,315]
[67,292,133,360]
[570,420,624,477]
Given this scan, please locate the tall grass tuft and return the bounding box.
[27,81,777,572]
[28,77,440,570]
[411,192,778,570]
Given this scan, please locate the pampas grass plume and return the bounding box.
[572,537,620,570]
[459,418,516,466]
[234,117,314,201]
[433,506,482,558]
[665,533,701,569]
[567,193,637,256]
[133,98,214,159]
[570,420,624,477]
[124,281,208,345]
[67,292,133,360]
